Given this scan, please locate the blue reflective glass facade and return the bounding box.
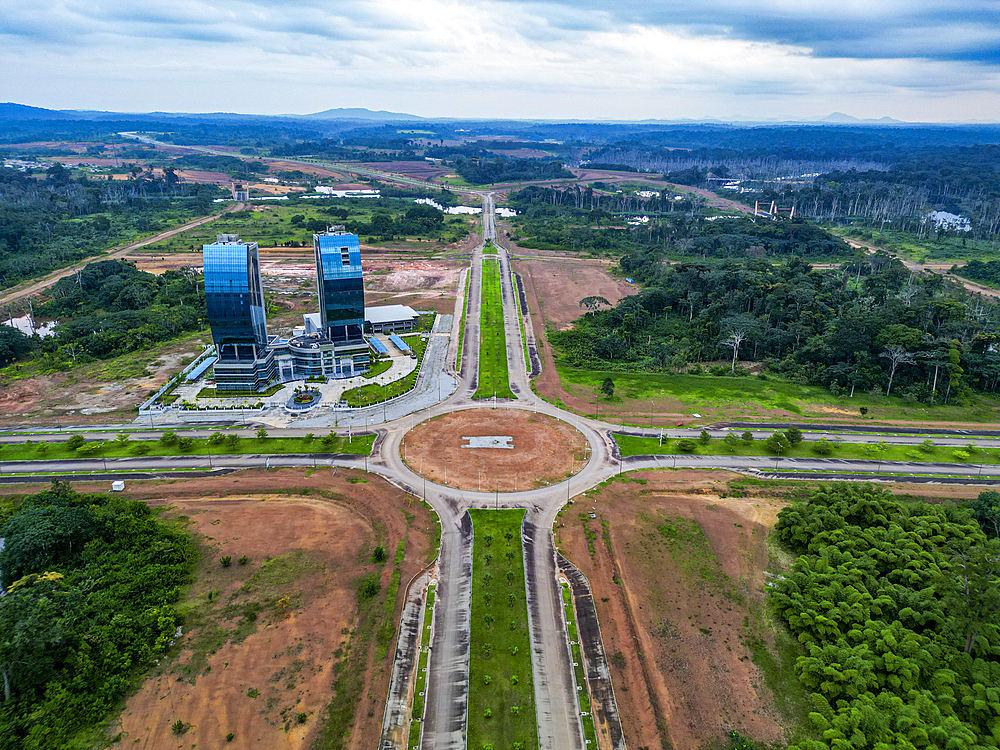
[315,230,365,343]
[204,236,268,359]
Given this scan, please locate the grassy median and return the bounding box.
[468,509,537,750]
[474,259,514,400]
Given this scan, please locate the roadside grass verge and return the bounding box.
[407,584,436,750]
[458,268,471,372]
[557,365,999,424]
[341,335,429,407]
[0,433,375,461]
[614,432,1000,465]
[561,583,598,746]
[468,509,537,750]
[474,259,514,400]
[511,271,530,375]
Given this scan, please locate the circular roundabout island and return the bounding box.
[402,408,587,492]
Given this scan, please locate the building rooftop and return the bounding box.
[365,305,419,325]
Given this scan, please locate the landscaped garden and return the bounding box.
[467,508,537,750]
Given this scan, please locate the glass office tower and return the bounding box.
[203,234,275,391]
[314,227,365,343]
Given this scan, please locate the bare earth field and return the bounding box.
[559,470,790,750]
[92,467,437,750]
[509,251,637,331]
[403,409,586,491]
[0,334,206,425]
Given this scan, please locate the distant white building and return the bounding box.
[926,211,971,232]
[315,187,381,198]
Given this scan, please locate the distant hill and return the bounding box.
[0,102,80,120]
[818,112,905,124]
[301,107,423,121]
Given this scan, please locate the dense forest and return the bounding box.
[0,165,220,290]
[2,260,206,369]
[953,260,1000,288]
[451,157,572,185]
[772,483,1000,750]
[552,247,1000,402]
[0,482,194,748]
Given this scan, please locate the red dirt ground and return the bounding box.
[97,468,436,750]
[559,470,789,750]
[403,409,586,491]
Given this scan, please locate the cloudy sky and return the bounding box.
[2,0,1000,121]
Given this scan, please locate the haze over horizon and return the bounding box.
[2,0,1000,123]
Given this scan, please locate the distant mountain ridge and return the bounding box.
[301,107,423,120]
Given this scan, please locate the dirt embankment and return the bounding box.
[558,471,789,749]
[103,468,437,750]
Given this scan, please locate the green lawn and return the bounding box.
[467,509,537,750]
[0,433,375,462]
[341,335,429,407]
[613,432,1000,465]
[558,366,1000,424]
[483,241,498,255]
[475,259,514,400]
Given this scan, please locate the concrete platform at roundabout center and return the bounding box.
[402,408,587,492]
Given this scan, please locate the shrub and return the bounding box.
[208,432,226,445]
[256,427,268,439]
[220,556,232,568]
[784,427,803,445]
[296,713,307,724]
[177,436,195,451]
[130,442,151,455]
[699,429,711,445]
[247,687,259,699]
[611,651,627,669]
[226,733,234,742]
[953,450,971,461]
[371,546,387,564]
[238,555,248,565]
[66,434,85,450]
[359,576,380,599]
[160,431,179,446]
[171,720,186,735]
[676,438,697,453]
[741,430,754,446]
[723,433,739,452]
[812,438,834,456]
[225,433,240,448]
[919,439,936,453]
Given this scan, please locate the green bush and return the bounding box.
[676,438,697,453]
[65,434,85,450]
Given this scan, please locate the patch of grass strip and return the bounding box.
[474,259,514,400]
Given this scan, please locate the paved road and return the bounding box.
[7,188,1000,750]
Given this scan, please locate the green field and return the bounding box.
[483,240,498,255]
[613,432,1000,465]
[475,259,514,399]
[467,509,537,750]
[0,433,375,462]
[139,198,469,252]
[557,366,1000,424]
[341,335,429,407]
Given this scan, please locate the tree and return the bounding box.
[971,491,1000,539]
[784,428,803,446]
[676,438,697,453]
[879,345,916,396]
[580,296,611,311]
[699,429,711,445]
[256,427,268,440]
[719,328,749,373]
[724,433,740,452]
[765,432,791,454]
[600,378,615,399]
[65,434,85,451]
[741,430,754,446]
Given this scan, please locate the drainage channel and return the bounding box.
[558,555,627,750]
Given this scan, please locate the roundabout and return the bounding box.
[401,408,588,491]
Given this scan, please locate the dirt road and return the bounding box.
[0,203,242,306]
[841,237,1000,299]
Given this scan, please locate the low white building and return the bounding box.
[365,305,419,333]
